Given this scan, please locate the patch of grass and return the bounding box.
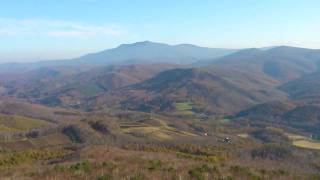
[101,161,116,170]
[0,124,15,131]
[230,165,262,179]
[130,171,145,180]
[286,132,320,150]
[292,140,320,150]
[0,113,51,132]
[69,160,92,173]
[175,102,193,111]
[54,160,93,174]
[123,143,230,163]
[148,159,162,170]
[122,126,159,134]
[96,174,113,180]
[251,144,292,160]
[78,84,104,96]
[174,102,195,117]
[237,134,249,138]
[121,119,197,140]
[30,133,72,147]
[189,164,218,180]
[0,149,69,169]
[285,133,307,141]
[151,131,173,140]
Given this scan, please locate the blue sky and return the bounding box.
[0,0,319,62]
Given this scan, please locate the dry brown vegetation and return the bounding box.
[0,46,320,179]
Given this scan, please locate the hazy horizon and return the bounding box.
[1,40,319,64]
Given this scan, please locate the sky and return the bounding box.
[0,0,319,62]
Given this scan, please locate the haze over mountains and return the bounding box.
[1,41,320,179]
[2,0,320,178]
[0,41,237,73]
[1,41,320,117]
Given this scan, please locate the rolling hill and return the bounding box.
[94,67,287,114]
[87,46,320,116]
[2,45,320,116]
[280,72,320,104]
[235,100,320,137]
[0,97,82,122]
[1,44,320,179]
[213,46,320,82]
[0,64,179,108]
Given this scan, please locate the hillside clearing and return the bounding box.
[286,133,320,150]
[0,114,52,131]
[292,140,320,150]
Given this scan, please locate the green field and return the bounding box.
[78,84,104,96]
[174,102,194,115]
[175,102,193,111]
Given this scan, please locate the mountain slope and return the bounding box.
[213,46,320,82]
[235,101,320,136]
[0,97,81,122]
[0,64,178,108]
[280,72,320,104]
[0,41,236,73]
[75,41,237,64]
[94,67,286,114]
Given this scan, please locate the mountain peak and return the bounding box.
[264,46,319,55]
[267,45,315,51]
[223,48,261,57]
[175,44,200,48]
[118,41,168,48]
[132,41,154,45]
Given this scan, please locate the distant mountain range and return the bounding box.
[213,46,320,82]
[89,46,320,114]
[2,44,319,116]
[1,42,320,155]
[0,41,237,73]
[75,41,237,64]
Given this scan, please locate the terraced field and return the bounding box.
[120,117,197,140]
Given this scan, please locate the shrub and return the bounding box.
[251,144,292,160]
[230,165,250,174]
[0,149,68,168]
[101,161,116,170]
[62,126,83,143]
[69,160,92,173]
[230,165,261,180]
[96,174,113,180]
[198,164,217,172]
[250,128,289,143]
[90,121,110,135]
[54,165,66,172]
[130,171,145,180]
[188,168,204,180]
[188,164,218,180]
[148,159,162,170]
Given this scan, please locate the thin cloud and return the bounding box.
[0,18,125,38]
